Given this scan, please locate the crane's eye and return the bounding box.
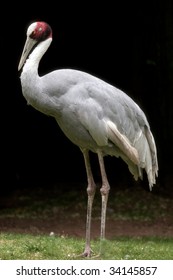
[29,23,52,41]
[30,30,36,38]
[30,28,43,40]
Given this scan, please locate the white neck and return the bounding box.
[19,37,53,112]
[22,37,52,76]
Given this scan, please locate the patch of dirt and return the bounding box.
[0,183,173,240]
[0,216,173,239]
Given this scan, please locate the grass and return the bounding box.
[0,233,172,260]
[0,181,173,260]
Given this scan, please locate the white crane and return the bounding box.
[18,21,158,257]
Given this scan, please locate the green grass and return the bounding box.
[0,233,172,260]
[0,182,173,260]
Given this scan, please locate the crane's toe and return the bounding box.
[82,246,93,258]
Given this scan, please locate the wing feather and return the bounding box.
[106,120,139,165]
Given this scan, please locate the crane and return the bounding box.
[18,21,158,257]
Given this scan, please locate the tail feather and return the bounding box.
[106,120,158,189]
[134,126,158,189]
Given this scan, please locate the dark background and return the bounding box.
[2,1,173,193]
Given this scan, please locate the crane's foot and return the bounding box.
[82,251,101,259]
[81,247,93,258]
[81,248,101,259]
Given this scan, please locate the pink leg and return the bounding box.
[82,149,96,257]
[97,150,110,240]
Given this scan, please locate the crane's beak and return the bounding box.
[18,37,37,71]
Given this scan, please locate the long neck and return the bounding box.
[22,38,52,77]
[20,38,53,113]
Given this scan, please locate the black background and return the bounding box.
[2,1,173,192]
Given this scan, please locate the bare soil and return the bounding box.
[0,216,173,239]
[0,182,173,240]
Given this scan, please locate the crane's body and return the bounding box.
[18,22,158,257]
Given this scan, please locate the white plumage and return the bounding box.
[18,21,158,257]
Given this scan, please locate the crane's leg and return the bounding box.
[97,150,110,242]
[81,149,96,257]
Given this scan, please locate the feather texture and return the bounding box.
[18,21,159,257]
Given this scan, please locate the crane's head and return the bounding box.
[18,21,52,71]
